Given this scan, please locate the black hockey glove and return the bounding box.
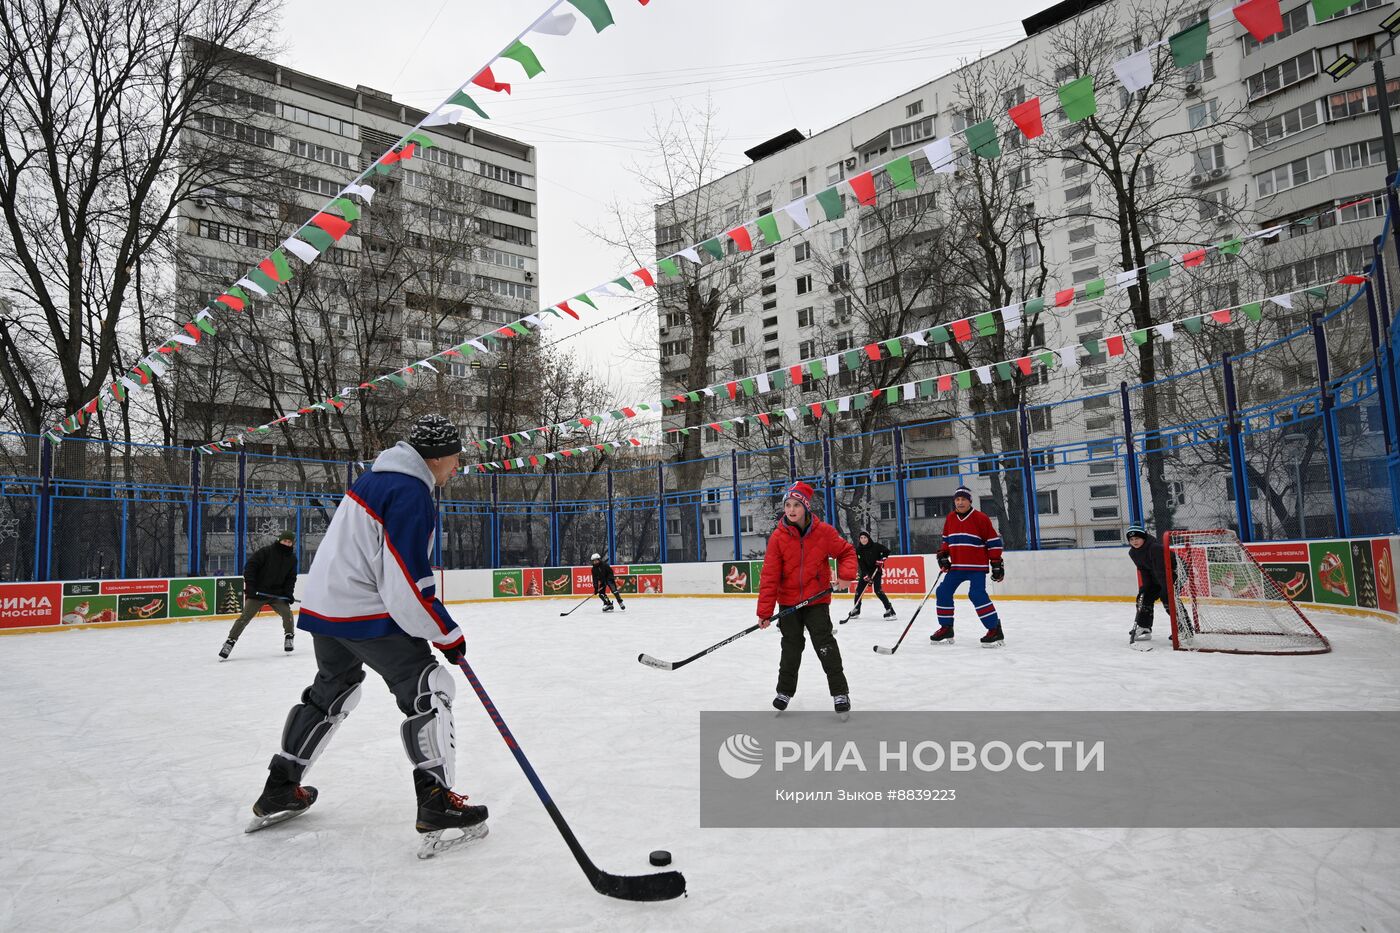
[438,640,466,665]
[990,561,1005,583]
[937,554,952,572]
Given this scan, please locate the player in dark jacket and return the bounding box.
[849,531,896,620]
[590,553,625,612]
[221,531,299,658]
[1127,525,1169,643]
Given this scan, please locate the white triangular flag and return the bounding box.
[423,107,466,128]
[756,372,771,393]
[284,412,301,421]
[909,329,928,347]
[975,366,992,385]
[923,137,956,174]
[1115,269,1138,289]
[523,314,543,328]
[343,183,375,204]
[236,277,269,298]
[903,382,916,401]
[530,10,576,35]
[1252,225,1284,240]
[1112,49,1153,94]
[283,237,320,263]
[1000,303,1022,331]
[824,354,840,377]
[701,387,715,397]
[173,332,198,347]
[782,199,811,230]
[678,247,701,264]
[1057,346,1081,373]
[1155,322,1175,341]
[784,407,799,422]
[838,395,851,413]
[1268,293,1293,309]
[143,355,168,378]
[468,339,488,353]
[418,360,438,373]
[120,375,142,395]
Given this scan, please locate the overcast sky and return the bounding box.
[278,0,1049,400]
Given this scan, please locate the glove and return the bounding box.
[438,640,466,665]
[937,554,952,572]
[990,561,1005,583]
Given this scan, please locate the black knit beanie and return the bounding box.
[408,414,463,459]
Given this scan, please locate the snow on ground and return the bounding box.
[1,596,1397,932]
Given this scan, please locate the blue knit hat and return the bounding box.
[953,485,973,501]
[1126,524,1146,540]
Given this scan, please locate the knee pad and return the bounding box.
[275,680,362,780]
[400,663,456,788]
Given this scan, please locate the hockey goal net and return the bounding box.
[1164,529,1330,655]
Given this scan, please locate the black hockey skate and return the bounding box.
[246,775,318,833]
[929,626,955,645]
[219,638,235,660]
[284,633,294,653]
[882,609,897,620]
[772,693,791,712]
[848,605,861,619]
[1129,625,1153,651]
[415,773,489,860]
[833,694,851,720]
[617,599,626,611]
[601,602,615,613]
[980,627,1005,648]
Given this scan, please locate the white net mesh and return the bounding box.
[1166,529,1331,655]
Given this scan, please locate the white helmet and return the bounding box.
[590,552,601,561]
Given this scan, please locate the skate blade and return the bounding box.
[980,642,1005,649]
[1130,642,1154,652]
[929,640,955,646]
[417,823,489,859]
[835,712,850,722]
[244,807,309,834]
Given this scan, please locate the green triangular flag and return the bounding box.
[1313,0,1357,16]
[195,316,217,336]
[405,131,436,150]
[299,224,335,252]
[881,386,896,404]
[755,213,782,245]
[955,370,973,389]
[1147,259,1172,283]
[1168,20,1210,68]
[995,362,1012,381]
[567,0,614,32]
[1307,286,1328,298]
[509,321,530,336]
[701,238,725,260]
[740,377,756,397]
[885,155,917,191]
[1038,350,1057,368]
[657,258,681,278]
[883,339,903,358]
[825,400,839,414]
[574,293,598,309]
[1242,302,1262,321]
[1024,297,1046,316]
[843,350,861,371]
[383,373,408,388]
[1182,316,1204,334]
[853,393,870,410]
[814,188,845,221]
[1082,278,1106,300]
[329,197,360,223]
[975,313,998,337]
[225,286,250,304]
[1130,329,1150,346]
[246,268,279,295]
[1082,337,1100,353]
[965,119,1001,159]
[810,359,826,379]
[771,371,787,390]
[917,378,935,397]
[1058,75,1097,122]
[930,326,951,344]
[446,90,490,119]
[270,249,293,280]
[500,41,545,79]
[1218,236,1243,255]
[611,277,634,292]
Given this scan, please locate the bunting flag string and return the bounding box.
[466,275,1364,472]
[54,0,655,442]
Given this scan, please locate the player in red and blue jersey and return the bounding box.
[930,485,1006,647]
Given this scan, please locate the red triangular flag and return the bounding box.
[472,66,512,94]
[400,142,416,161]
[757,412,770,425]
[1054,288,1075,308]
[1015,356,1032,375]
[1211,309,1232,324]
[1233,0,1284,41]
[632,267,655,287]
[710,421,724,432]
[726,381,739,400]
[1181,249,1206,268]
[864,343,882,361]
[183,322,202,342]
[503,436,512,449]
[258,258,284,283]
[621,407,636,417]
[789,364,805,385]
[809,402,824,420]
[1339,274,1368,285]
[1106,335,1126,356]
[937,374,953,393]
[847,171,878,206]
[580,417,594,427]
[557,301,579,319]
[951,319,973,342]
[529,455,539,467]
[1008,97,1044,139]
[309,213,352,241]
[727,226,753,251]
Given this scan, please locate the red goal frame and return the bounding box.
[1163,529,1331,655]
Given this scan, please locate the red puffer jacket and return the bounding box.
[756,516,858,619]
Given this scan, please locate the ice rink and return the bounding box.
[2,595,1398,932]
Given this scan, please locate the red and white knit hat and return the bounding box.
[784,481,815,509]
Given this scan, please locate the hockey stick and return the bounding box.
[638,588,834,671]
[255,592,298,604]
[873,571,943,655]
[558,595,591,617]
[838,580,865,625]
[453,657,685,901]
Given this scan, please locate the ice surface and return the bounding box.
[1,596,1397,932]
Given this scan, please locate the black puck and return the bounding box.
[649,849,672,867]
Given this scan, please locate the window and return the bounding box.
[1183,53,1216,84]
[1093,529,1122,543]
[1242,3,1308,54]
[1089,484,1118,499]
[739,516,755,534]
[1325,79,1400,120]
[1063,161,1086,181]
[1072,267,1100,284]
[1010,166,1031,190]
[1192,144,1226,174]
[1333,138,1387,171]
[834,296,850,317]
[1028,408,1053,432]
[1070,244,1096,263]
[1069,225,1095,243]
[731,327,746,345]
[1338,192,1385,224]
[1198,189,1228,220]
[1187,99,1219,129]
[831,262,848,284]
[1037,490,1060,515]
[906,100,924,118]
[1246,51,1317,100]
[797,307,814,328]
[1255,153,1328,197]
[949,107,975,133]
[1249,101,1321,149]
[796,275,813,295]
[793,241,811,262]
[660,339,690,357]
[826,162,846,185]
[890,117,934,148]
[1317,0,1385,20]
[1014,242,1041,271]
[1074,308,1103,326]
[706,518,723,537]
[1091,505,1120,520]
[830,229,849,250]
[799,339,816,359]
[1088,460,1117,476]
[791,177,808,198]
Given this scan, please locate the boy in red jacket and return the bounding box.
[930,485,1006,647]
[757,481,859,713]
